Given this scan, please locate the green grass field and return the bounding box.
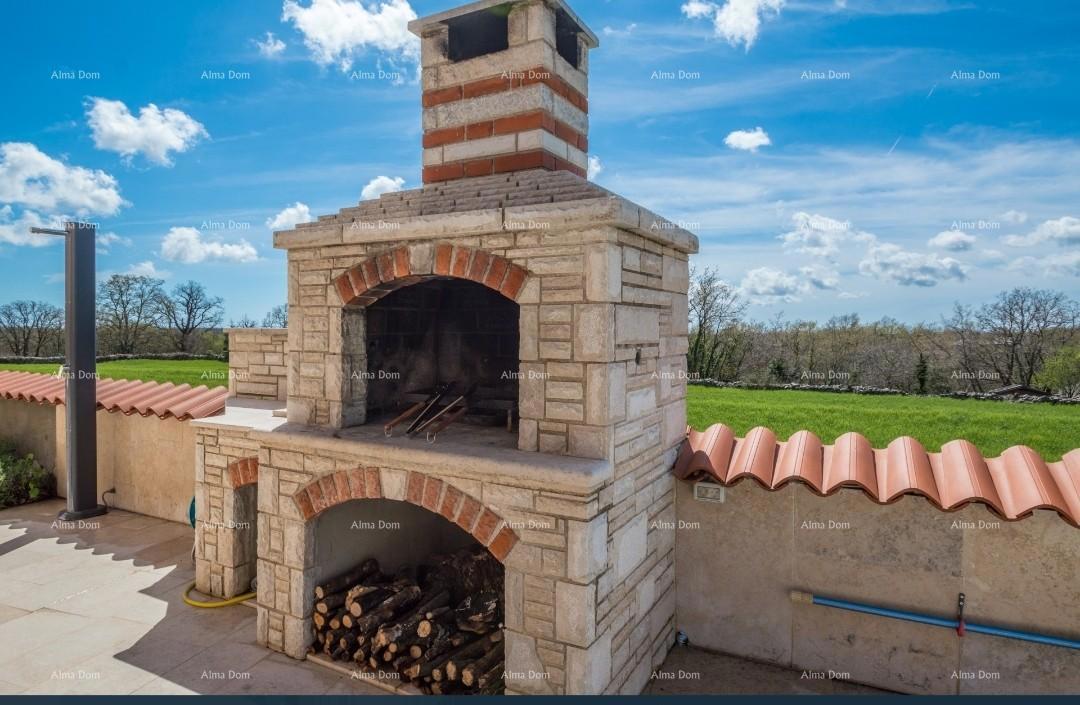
[0,359,230,389]
[3,361,1075,459]
[687,386,1079,461]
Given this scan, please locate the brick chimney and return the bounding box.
[409,0,598,184]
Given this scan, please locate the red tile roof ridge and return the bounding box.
[673,423,1080,528]
[0,370,226,421]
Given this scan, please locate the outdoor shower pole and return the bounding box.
[31,222,107,521]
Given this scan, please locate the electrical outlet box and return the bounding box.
[693,482,725,503]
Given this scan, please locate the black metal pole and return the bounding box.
[58,222,106,521]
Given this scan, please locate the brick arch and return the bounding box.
[291,468,520,562]
[227,457,259,489]
[332,243,529,307]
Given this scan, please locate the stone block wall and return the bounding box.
[227,328,288,401]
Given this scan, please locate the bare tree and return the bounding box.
[157,281,225,352]
[0,300,63,357]
[97,275,164,355]
[230,315,259,329]
[688,267,749,380]
[262,304,288,328]
[973,288,1079,386]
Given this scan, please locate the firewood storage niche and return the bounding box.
[311,498,506,694]
[360,277,520,439]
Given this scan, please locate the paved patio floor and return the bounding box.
[0,499,886,696]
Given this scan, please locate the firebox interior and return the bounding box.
[364,278,519,428]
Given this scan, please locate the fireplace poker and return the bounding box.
[403,382,449,436]
[411,382,478,436]
[384,400,426,437]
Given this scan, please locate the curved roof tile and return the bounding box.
[0,371,227,421]
[674,423,1080,528]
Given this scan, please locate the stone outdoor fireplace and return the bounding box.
[191,0,698,695]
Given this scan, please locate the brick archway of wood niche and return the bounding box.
[292,468,520,562]
[332,244,530,307]
[227,457,259,489]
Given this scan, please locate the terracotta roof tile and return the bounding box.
[0,371,227,421]
[674,423,1080,528]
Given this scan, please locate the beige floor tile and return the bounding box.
[129,676,198,695]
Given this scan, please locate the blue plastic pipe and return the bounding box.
[791,591,1080,651]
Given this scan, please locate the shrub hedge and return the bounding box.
[0,440,56,508]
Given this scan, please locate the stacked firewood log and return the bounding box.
[311,546,505,695]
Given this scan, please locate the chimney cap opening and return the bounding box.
[409,0,600,50]
[555,7,583,68]
[446,5,511,62]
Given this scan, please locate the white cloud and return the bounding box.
[1000,209,1028,225]
[360,175,405,200]
[266,202,312,230]
[1008,251,1080,278]
[602,23,637,37]
[255,31,287,58]
[1002,216,1080,247]
[799,264,839,290]
[160,226,258,264]
[739,266,804,304]
[282,0,419,73]
[724,127,771,152]
[87,98,208,166]
[928,229,976,251]
[0,208,66,248]
[858,243,966,287]
[0,142,126,215]
[588,156,604,180]
[779,212,870,258]
[96,231,132,252]
[126,260,169,278]
[681,0,785,50]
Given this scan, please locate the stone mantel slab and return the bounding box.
[249,423,612,497]
[273,197,699,255]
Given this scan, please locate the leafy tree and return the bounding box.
[915,353,929,394]
[157,281,224,352]
[97,275,164,354]
[1035,346,1080,398]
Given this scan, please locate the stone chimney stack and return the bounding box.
[409,0,598,184]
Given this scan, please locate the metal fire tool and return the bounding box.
[403,383,450,435]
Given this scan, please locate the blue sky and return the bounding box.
[1,0,1077,324]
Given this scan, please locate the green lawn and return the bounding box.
[0,359,230,389]
[687,386,1079,461]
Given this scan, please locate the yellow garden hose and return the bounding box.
[183,582,256,608]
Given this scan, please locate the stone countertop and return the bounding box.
[251,422,612,497]
[194,400,612,497]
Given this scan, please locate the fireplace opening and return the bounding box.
[310,499,505,694]
[364,278,519,438]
